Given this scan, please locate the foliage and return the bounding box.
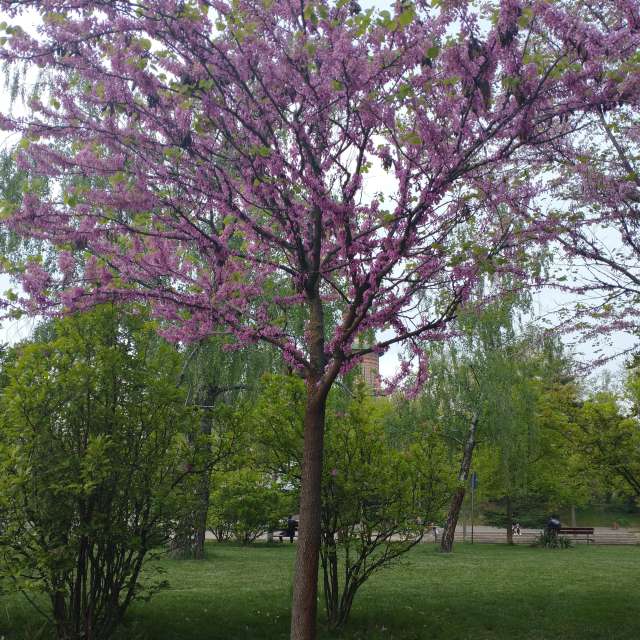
[0,306,198,640]
[415,295,552,543]
[574,389,640,498]
[169,337,277,558]
[320,385,450,629]
[533,531,573,549]
[247,376,450,629]
[208,468,291,545]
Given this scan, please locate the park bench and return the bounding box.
[276,529,298,543]
[558,527,594,543]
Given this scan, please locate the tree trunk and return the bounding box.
[192,385,216,559]
[170,385,215,559]
[571,504,577,528]
[440,413,478,553]
[506,495,513,545]
[53,590,68,640]
[290,388,327,640]
[192,474,211,559]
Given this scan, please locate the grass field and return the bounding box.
[2,542,639,640]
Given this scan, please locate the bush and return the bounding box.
[319,386,450,629]
[532,530,573,549]
[250,376,450,630]
[208,468,290,544]
[0,307,198,640]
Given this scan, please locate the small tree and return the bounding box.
[0,306,197,640]
[209,467,290,545]
[252,376,449,629]
[320,385,449,629]
[171,337,278,558]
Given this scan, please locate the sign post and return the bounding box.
[471,471,478,544]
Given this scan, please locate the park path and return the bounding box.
[217,524,639,545]
[423,524,640,545]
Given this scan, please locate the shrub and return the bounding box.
[533,530,573,549]
[208,468,289,544]
[0,307,198,640]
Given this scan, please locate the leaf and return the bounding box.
[427,45,440,59]
[402,131,422,146]
[398,8,415,27]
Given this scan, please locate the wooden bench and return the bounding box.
[559,527,594,543]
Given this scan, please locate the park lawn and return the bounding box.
[2,543,639,640]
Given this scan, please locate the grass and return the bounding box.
[2,542,640,639]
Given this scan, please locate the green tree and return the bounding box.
[417,294,535,549]
[208,466,290,544]
[0,306,198,640]
[571,388,640,499]
[250,376,449,629]
[170,337,277,558]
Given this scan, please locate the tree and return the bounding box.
[1,2,638,637]
[570,385,640,499]
[250,375,450,630]
[171,337,277,559]
[0,306,198,640]
[208,466,289,544]
[413,293,533,550]
[536,40,640,355]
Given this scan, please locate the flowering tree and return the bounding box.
[521,2,640,356]
[539,102,640,356]
[1,1,639,637]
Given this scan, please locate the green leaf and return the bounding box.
[398,8,415,27]
[427,45,440,59]
[402,131,422,146]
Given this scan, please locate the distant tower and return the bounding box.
[360,351,381,395]
[354,337,381,394]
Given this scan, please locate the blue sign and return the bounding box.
[471,471,478,489]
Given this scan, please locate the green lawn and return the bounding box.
[2,543,639,639]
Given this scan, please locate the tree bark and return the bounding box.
[440,413,478,553]
[192,472,211,559]
[506,495,513,545]
[290,388,327,640]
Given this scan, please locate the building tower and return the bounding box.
[354,337,381,394]
[360,350,381,395]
